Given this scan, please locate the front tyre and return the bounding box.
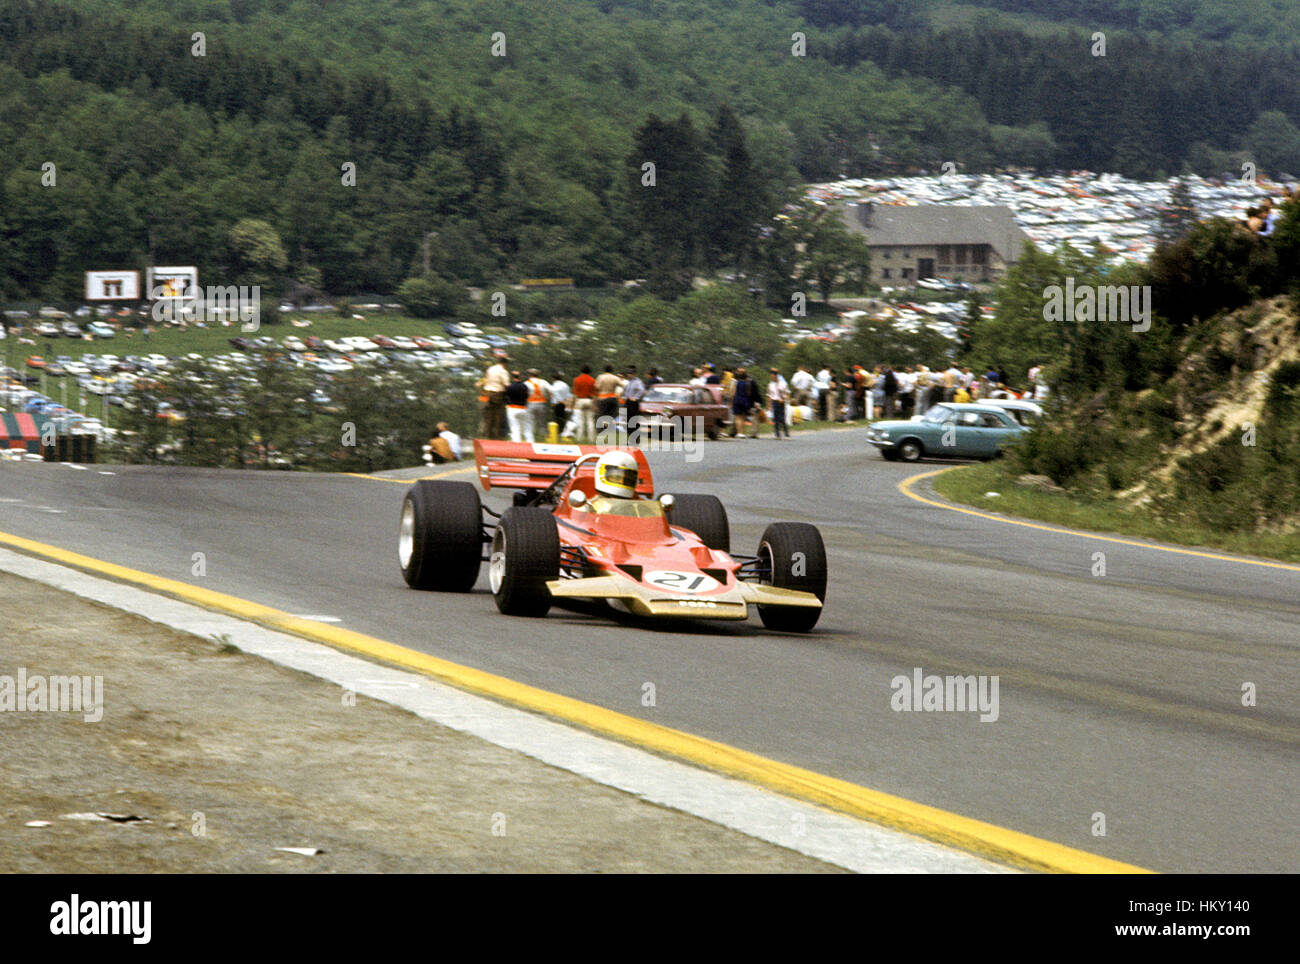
[897,438,924,462]
[399,480,482,591]
[756,522,827,633]
[489,508,560,616]
[666,493,730,552]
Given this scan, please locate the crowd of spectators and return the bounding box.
[467,354,1046,447]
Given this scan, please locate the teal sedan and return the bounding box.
[866,403,1027,462]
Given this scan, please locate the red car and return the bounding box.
[636,383,731,439]
[398,441,827,631]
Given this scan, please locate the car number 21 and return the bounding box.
[645,570,720,594]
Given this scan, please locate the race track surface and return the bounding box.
[2,431,1296,872]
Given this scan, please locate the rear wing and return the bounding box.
[473,440,654,494]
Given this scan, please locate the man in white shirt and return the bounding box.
[790,365,814,407]
[549,372,571,433]
[815,366,833,420]
[767,367,791,439]
[896,366,915,418]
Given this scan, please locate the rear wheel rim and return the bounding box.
[398,500,415,569]
[489,530,506,593]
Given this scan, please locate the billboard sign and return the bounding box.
[85,270,140,301]
[146,266,198,302]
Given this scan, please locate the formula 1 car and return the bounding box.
[397,440,827,631]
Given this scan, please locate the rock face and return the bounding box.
[1016,473,1065,492]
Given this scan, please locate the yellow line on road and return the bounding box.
[345,465,476,484]
[0,526,1150,875]
[899,468,1300,573]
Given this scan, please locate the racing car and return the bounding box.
[397,440,827,631]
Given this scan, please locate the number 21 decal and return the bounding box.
[645,570,720,594]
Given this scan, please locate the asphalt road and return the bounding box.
[2,432,1296,872]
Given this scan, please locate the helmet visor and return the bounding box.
[600,464,637,490]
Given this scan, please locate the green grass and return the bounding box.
[931,461,1300,564]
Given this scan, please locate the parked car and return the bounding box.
[981,397,1044,426]
[87,322,115,338]
[866,403,1027,461]
[637,384,731,440]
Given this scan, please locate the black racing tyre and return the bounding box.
[897,438,924,462]
[667,493,730,553]
[756,521,827,633]
[399,480,482,591]
[489,507,560,616]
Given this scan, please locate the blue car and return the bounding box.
[866,403,1027,462]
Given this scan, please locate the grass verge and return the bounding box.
[930,461,1300,564]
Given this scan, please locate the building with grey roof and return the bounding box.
[841,202,1032,284]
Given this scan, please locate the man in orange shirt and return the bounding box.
[569,365,597,441]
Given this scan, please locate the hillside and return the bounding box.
[3,0,1299,304]
[1009,295,1300,534]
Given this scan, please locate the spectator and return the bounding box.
[767,367,791,439]
[815,365,833,420]
[1260,198,1281,237]
[914,365,933,416]
[882,364,898,418]
[790,365,814,407]
[427,422,462,463]
[569,364,597,441]
[941,364,960,403]
[897,365,915,418]
[549,371,571,433]
[645,367,663,388]
[526,368,551,437]
[688,367,707,387]
[480,355,510,439]
[622,364,646,432]
[594,364,623,425]
[845,366,860,421]
[704,363,721,385]
[505,371,533,442]
[730,367,758,438]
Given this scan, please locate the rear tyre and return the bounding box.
[489,508,559,616]
[666,493,730,552]
[756,522,827,633]
[399,480,482,591]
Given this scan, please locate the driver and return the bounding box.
[594,450,638,499]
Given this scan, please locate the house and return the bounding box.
[841,202,1031,284]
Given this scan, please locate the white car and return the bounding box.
[342,336,379,351]
[283,336,306,352]
[390,336,418,350]
[981,397,1044,426]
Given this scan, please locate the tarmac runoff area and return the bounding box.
[0,554,1006,873]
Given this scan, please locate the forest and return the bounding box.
[1,0,1298,303]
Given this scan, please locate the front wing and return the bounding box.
[545,574,822,620]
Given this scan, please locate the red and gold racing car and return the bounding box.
[398,441,826,632]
